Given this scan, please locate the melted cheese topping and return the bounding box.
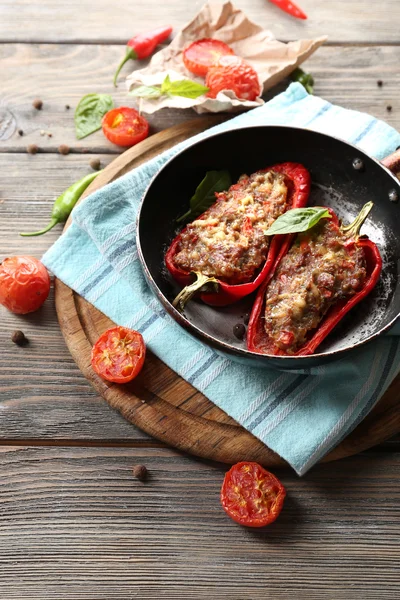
[264,220,367,353]
[173,170,289,284]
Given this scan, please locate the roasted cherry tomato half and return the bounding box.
[91,326,146,384]
[221,461,286,527]
[0,256,50,314]
[182,38,235,77]
[102,107,149,147]
[206,56,261,101]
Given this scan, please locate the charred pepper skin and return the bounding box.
[247,204,382,356]
[165,163,311,308]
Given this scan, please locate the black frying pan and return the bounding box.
[137,126,400,369]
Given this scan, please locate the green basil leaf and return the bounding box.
[75,93,114,140]
[166,78,209,99]
[177,170,232,223]
[130,85,163,99]
[161,74,172,94]
[264,207,331,236]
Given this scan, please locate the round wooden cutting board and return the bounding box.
[55,117,400,467]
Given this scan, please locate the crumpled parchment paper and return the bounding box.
[126,1,326,114]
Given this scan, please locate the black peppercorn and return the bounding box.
[65,104,70,110]
[27,144,39,155]
[132,465,148,481]
[58,144,70,155]
[377,80,383,87]
[233,323,246,340]
[387,105,393,112]
[32,98,43,110]
[18,129,24,136]
[11,330,28,346]
[89,158,101,171]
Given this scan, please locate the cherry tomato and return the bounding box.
[91,326,146,384]
[221,461,286,527]
[102,107,149,147]
[205,56,261,101]
[0,256,50,314]
[182,38,235,77]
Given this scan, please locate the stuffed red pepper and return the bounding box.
[166,163,311,309]
[247,202,382,356]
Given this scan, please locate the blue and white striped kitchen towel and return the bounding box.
[43,83,400,475]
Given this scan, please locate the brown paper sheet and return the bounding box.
[126,1,326,114]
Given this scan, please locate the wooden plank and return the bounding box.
[0,445,399,599]
[1,44,400,153]
[0,152,150,440]
[1,0,400,44]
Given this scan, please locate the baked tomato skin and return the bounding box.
[102,107,149,147]
[0,256,50,314]
[221,461,286,527]
[205,56,261,101]
[91,326,146,384]
[182,38,235,77]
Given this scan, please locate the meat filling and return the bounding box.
[264,218,367,354]
[173,170,289,284]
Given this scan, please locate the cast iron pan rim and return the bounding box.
[137,124,400,362]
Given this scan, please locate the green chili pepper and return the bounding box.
[290,67,314,94]
[20,170,102,236]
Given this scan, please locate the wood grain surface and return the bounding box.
[0,0,399,597]
[0,446,399,600]
[2,0,400,44]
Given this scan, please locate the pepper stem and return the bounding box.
[341,201,374,237]
[20,218,59,237]
[172,272,219,312]
[113,47,137,87]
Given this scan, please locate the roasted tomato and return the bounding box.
[182,38,235,77]
[206,56,261,101]
[0,256,50,314]
[221,461,286,527]
[102,107,149,147]
[91,326,146,384]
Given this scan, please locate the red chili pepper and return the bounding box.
[268,0,307,20]
[113,26,173,87]
[165,163,311,309]
[247,203,382,356]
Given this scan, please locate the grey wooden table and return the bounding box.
[1,2,399,598]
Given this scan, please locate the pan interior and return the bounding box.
[138,126,400,360]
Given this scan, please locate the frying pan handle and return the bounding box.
[381,149,400,180]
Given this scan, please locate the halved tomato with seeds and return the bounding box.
[102,107,149,147]
[221,461,286,527]
[182,38,235,77]
[91,326,146,384]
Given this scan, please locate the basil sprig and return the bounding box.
[177,170,231,223]
[264,207,331,236]
[131,75,209,100]
[75,93,114,139]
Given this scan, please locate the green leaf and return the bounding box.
[129,76,209,101]
[290,67,315,95]
[130,85,163,99]
[161,74,172,94]
[177,170,232,223]
[264,207,331,236]
[166,78,209,99]
[75,93,114,140]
